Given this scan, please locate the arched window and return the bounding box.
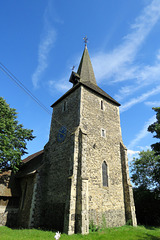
[102,161,108,187]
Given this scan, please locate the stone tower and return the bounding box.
[39,45,137,234]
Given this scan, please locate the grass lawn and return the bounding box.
[0,225,160,240]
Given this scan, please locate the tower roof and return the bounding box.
[77,46,97,85]
[52,45,120,107]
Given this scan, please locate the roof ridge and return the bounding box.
[22,150,44,163]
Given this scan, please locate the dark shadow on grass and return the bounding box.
[145,226,158,230]
[137,234,160,240]
[145,234,160,240]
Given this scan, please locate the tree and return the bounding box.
[148,107,160,155]
[133,186,160,226]
[131,108,160,226]
[0,97,35,172]
[131,150,160,226]
[131,150,160,191]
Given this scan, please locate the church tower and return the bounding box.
[40,44,137,234]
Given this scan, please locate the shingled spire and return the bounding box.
[77,46,97,85]
[68,40,120,106]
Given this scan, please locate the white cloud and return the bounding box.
[114,84,141,102]
[127,149,140,162]
[37,0,160,102]
[127,146,152,162]
[127,115,156,149]
[138,63,160,85]
[114,59,160,102]
[137,145,151,151]
[38,0,160,100]
[120,85,160,113]
[32,29,56,88]
[127,149,139,155]
[115,59,160,101]
[156,49,160,60]
[145,100,160,107]
[32,0,57,88]
[48,78,71,94]
[90,0,160,108]
[92,0,160,84]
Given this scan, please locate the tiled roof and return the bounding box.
[16,150,44,178]
[51,80,120,107]
[22,150,44,163]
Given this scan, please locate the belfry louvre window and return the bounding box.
[101,100,104,110]
[63,101,67,112]
[102,161,108,187]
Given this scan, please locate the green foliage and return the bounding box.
[1,226,160,240]
[148,107,160,155]
[131,148,160,226]
[0,97,35,172]
[89,215,107,233]
[89,220,100,232]
[126,219,133,226]
[133,187,160,226]
[131,149,160,191]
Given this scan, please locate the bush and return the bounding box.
[89,220,100,232]
[133,187,160,226]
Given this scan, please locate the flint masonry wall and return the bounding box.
[41,87,81,232]
[39,83,136,233]
[17,174,36,228]
[80,86,126,227]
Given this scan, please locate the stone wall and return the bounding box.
[39,84,136,233]
[120,143,137,226]
[80,86,126,227]
[41,88,81,232]
[0,207,19,227]
[28,172,42,228]
[0,171,20,227]
[17,174,36,228]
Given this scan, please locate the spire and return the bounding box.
[77,46,97,85]
[63,40,120,107]
[69,37,97,86]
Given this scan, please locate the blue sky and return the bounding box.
[1,0,160,163]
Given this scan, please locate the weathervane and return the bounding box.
[83,36,88,48]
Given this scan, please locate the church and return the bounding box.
[0,43,137,234]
